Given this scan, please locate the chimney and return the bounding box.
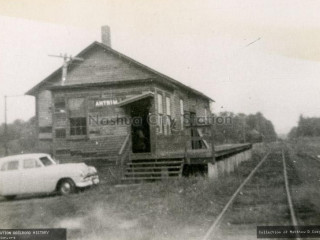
[101,25,111,47]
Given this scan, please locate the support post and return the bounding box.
[211,123,216,164]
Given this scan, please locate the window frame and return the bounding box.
[55,128,66,138]
[157,93,163,114]
[69,117,87,136]
[165,96,171,116]
[23,159,42,169]
[2,160,20,171]
[54,99,66,113]
[180,99,184,130]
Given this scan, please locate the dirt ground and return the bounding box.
[0,148,266,240]
[1,142,318,240]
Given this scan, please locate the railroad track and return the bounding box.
[202,146,301,240]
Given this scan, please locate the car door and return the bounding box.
[20,158,44,194]
[0,160,21,196]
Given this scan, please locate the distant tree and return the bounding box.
[0,117,37,156]
[213,111,277,144]
[288,127,298,139]
[294,115,320,137]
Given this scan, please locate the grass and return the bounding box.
[0,146,268,240]
[214,150,292,240]
[287,138,320,225]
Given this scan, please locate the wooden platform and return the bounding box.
[130,143,252,163]
[121,143,252,182]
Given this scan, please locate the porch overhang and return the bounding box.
[117,91,154,107]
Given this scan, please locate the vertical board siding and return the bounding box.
[33,43,212,166]
[63,47,155,85]
[37,90,53,127]
[154,83,211,156]
[51,84,154,163]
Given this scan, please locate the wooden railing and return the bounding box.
[118,134,131,165]
[185,124,215,163]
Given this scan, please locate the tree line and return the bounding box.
[213,112,277,144]
[0,117,37,157]
[0,111,278,156]
[288,115,320,139]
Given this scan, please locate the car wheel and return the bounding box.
[4,195,16,200]
[58,179,76,195]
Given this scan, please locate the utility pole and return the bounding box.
[4,95,8,156]
[48,54,84,84]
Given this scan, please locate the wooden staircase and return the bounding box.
[121,158,184,181]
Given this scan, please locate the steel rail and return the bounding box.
[282,150,301,240]
[202,151,270,240]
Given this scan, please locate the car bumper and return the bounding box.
[75,175,100,188]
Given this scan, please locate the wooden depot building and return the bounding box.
[26,27,216,181]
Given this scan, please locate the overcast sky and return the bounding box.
[1,0,320,135]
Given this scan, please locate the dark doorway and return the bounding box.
[131,99,151,153]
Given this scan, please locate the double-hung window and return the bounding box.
[157,94,163,134]
[165,96,171,135]
[180,99,184,130]
[68,98,87,136]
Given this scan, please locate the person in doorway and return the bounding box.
[133,128,146,152]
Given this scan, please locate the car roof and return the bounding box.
[0,153,50,161]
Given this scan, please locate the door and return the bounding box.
[0,160,21,195]
[131,99,151,153]
[20,158,44,194]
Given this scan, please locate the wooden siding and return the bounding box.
[51,84,155,162]
[32,43,212,165]
[60,47,155,86]
[37,90,52,127]
[153,83,211,156]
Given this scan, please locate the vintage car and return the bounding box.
[0,153,99,200]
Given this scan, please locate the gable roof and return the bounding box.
[26,41,213,101]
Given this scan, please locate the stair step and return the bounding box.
[126,166,182,171]
[131,158,183,163]
[127,161,183,166]
[122,176,181,181]
[124,171,181,176]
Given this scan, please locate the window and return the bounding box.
[204,109,208,124]
[70,117,87,136]
[23,159,41,169]
[7,161,19,171]
[166,97,171,116]
[157,94,163,114]
[55,129,66,138]
[69,98,86,136]
[68,98,85,112]
[164,116,172,135]
[157,94,163,134]
[157,115,163,134]
[39,156,54,166]
[39,126,52,133]
[54,99,66,113]
[180,99,184,130]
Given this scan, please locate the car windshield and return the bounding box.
[39,156,55,166]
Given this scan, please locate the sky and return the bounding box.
[0,0,320,135]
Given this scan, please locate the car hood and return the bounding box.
[48,163,96,175]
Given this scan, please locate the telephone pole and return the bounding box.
[48,54,84,84]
